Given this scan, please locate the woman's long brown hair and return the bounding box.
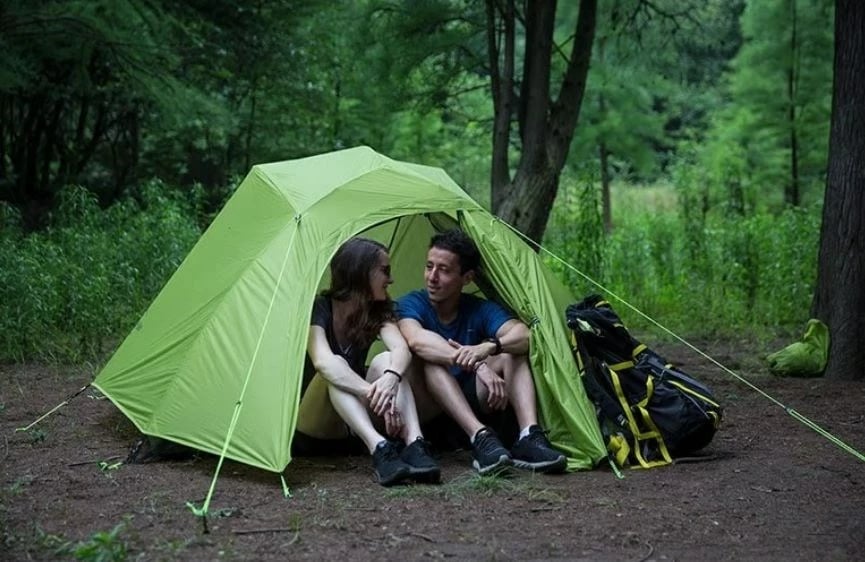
[324,237,394,347]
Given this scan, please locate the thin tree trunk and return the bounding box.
[786,0,800,206]
[597,36,611,234]
[245,83,257,173]
[811,0,865,380]
[486,0,515,211]
[599,141,612,233]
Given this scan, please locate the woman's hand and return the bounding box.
[384,407,404,438]
[366,371,400,418]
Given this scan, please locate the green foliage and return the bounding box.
[25,428,46,445]
[543,173,606,297]
[700,0,833,210]
[0,0,192,213]
[545,180,821,338]
[40,520,129,562]
[0,0,836,357]
[0,183,199,362]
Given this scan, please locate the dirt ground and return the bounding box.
[2,337,864,561]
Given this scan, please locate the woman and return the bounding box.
[296,237,439,486]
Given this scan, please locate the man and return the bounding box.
[396,229,566,474]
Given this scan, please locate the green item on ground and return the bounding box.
[93,146,606,474]
[767,319,829,377]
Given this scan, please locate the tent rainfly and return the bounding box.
[93,146,606,474]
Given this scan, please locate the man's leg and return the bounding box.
[403,356,442,424]
[483,354,567,474]
[423,362,512,474]
[423,362,485,439]
[484,353,537,429]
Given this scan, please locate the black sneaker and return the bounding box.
[400,437,441,484]
[372,440,412,486]
[471,427,512,474]
[510,425,567,473]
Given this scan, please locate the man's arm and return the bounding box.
[449,317,531,372]
[494,318,530,355]
[397,318,457,367]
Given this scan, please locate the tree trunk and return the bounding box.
[488,0,598,243]
[486,0,515,212]
[786,0,800,207]
[597,36,612,234]
[599,141,612,233]
[811,0,865,380]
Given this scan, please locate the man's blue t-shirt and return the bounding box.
[396,290,512,378]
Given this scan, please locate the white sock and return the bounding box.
[519,425,533,439]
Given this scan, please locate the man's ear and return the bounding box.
[461,270,475,287]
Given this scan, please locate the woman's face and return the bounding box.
[369,250,393,301]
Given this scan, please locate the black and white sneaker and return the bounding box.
[510,425,567,473]
[372,440,412,486]
[400,437,441,483]
[471,427,512,475]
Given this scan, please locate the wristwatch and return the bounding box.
[485,336,502,356]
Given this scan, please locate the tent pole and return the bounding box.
[188,218,302,524]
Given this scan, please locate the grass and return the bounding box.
[384,469,565,505]
[6,475,34,496]
[545,177,820,340]
[610,179,680,220]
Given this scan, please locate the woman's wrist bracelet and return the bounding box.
[383,368,403,382]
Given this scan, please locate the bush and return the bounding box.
[0,182,200,363]
[543,182,820,339]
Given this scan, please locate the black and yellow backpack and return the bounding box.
[566,295,723,468]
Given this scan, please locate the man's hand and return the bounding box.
[476,362,508,411]
[448,339,494,372]
[366,373,399,418]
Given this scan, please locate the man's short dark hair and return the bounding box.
[430,229,480,274]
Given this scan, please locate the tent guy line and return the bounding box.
[500,218,865,466]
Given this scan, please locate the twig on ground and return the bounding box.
[68,455,122,467]
[529,506,560,512]
[409,531,436,542]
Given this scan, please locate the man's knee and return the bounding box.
[422,361,454,383]
[485,352,528,377]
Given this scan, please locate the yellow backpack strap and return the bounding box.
[608,370,673,469]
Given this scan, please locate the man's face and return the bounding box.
[424,246,471,304]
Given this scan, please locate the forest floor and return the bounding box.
[1,336,864,561]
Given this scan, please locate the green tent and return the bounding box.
[93,146,606,473]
